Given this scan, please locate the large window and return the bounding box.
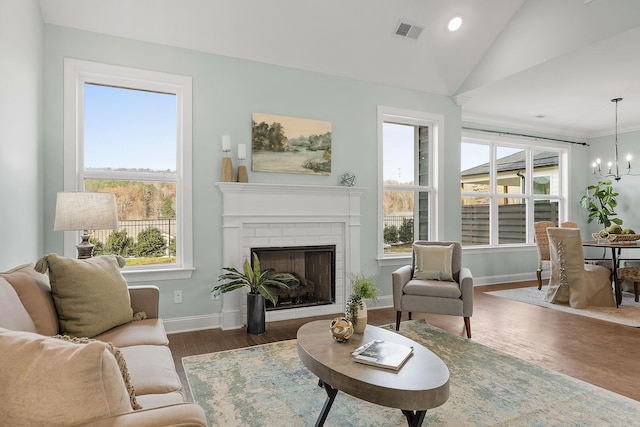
[64,59,193,280]
[378,107,442,259]
[460,132,568,247]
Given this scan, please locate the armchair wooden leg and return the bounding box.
[464,317,471,339]
[536,269,542,290]
[396,311,402,330]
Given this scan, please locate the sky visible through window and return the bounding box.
[461,142,521,172]
[84,83,177,172]
[383,123,414,184]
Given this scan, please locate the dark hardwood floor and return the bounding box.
[168,280,640,403]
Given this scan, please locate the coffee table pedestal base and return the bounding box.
[401,409,427,427]
[315,379,427,427]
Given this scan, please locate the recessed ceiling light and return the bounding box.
[448,17,462,32]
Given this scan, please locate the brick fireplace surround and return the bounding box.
[216,182,365,331]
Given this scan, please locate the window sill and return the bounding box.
[377,255,412,267]
[378,244,536,266]
[462,244,536,254]
[122,267,195,283]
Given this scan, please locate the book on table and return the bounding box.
[351,339,414,371]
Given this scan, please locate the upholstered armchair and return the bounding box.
[392,241,473,338]
[544,227,615,308]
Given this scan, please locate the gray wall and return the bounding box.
[4,15,608,323]
[585,130,640,233]
[41,24,462,320]
[0,0,43,270]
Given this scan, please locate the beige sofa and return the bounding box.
[0,261,207,427]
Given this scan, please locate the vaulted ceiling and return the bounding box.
[39,0,640,138]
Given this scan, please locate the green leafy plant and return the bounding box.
[345,272,379,326]
[384,225,399,244]
[579,179,623,228]
[212,253,299,306]
[398,218,414,243]
[135,227,167,257]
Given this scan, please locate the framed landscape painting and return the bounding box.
[251,112,332,175]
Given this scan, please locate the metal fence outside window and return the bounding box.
[91,219,176,243]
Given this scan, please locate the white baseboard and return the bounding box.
[472,272,539,286]
[164,313,222,334]
[163,272,541,333]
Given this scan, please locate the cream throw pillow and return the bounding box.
[34,254,133,337]
[53,334,141,410]
[413,244,454,281]
[0,328,133,426]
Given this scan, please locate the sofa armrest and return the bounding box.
[129,286,160,319]
[73,403,207,427]
[391,265,413,311]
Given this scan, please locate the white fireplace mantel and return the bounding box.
[216,182,365,330]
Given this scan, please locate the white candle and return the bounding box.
[222,135,231,152]
[238,144,246,160]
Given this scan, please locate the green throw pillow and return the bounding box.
[35,254,133,337]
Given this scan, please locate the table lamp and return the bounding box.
[54,192,119,259]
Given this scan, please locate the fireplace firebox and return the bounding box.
[252,245,336,310]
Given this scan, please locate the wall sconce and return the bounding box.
[221,135,234,182]
[237,143,248,183]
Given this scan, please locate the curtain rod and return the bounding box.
[462,126,588,146]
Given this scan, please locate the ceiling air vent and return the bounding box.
[394,20,424,40]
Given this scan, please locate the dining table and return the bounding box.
[583,240,640,307]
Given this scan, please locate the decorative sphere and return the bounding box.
[330,317,354,342]
[340,172,356,187]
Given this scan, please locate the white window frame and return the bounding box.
[460,130,570,248]
[63,58,194,281]
[377,106,444,265]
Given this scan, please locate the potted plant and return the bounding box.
[345,272,379,333]
[212,252,299,335]
[579,179,623,228]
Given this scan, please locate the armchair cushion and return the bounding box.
[413,243,454,281]
[404,279,462,298]
[34,254,133,338]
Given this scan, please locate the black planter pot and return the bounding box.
[247,293,266,335]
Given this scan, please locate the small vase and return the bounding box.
[353,301,367,333]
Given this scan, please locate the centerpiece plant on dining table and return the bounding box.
[579,179,623,229]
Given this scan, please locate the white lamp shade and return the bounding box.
[54,192,119,231]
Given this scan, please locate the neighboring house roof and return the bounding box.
[461,151,558,177]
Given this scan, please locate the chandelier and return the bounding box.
[592,97,637,181]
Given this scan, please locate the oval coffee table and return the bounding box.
[297,320,449,426]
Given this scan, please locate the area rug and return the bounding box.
[182,319,640,426]
[485,287,640,327]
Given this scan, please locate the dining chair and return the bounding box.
[534,221,555,290]
[545,227,615,308]
[616,267,640,302]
